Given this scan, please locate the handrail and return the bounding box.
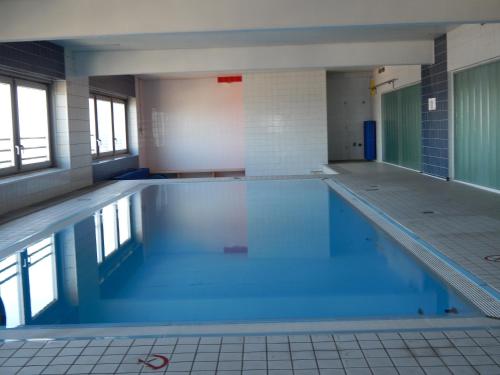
[20,136,47,140]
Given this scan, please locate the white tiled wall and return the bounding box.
[0,76,93,216]
[244,70,328,176]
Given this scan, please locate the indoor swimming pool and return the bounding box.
[0,179,478,329]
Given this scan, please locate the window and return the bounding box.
[88,94,128,158]
[0,254,22,328]
[95,197,132,263]
[0,235,57,327]
[26,237,57,317]
[0,77,52,176]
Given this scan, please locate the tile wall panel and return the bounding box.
[0,41,65,79]
[244,70,328,176]
[421,35,449,178]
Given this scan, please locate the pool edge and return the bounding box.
[323,178,500,319]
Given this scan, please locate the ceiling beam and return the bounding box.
[1,0,500,42]
[71,41,434,77]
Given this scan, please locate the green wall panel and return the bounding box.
[454,60,500,190]
[382,90,399,164]
[382,84,421,170]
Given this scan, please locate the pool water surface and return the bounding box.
[0,179,478,328]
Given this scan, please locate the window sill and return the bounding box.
[92,154,137,166]
[0,168,66,186]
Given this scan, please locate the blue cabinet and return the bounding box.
[363,121,376,161]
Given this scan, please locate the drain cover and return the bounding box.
[484,255,500,262]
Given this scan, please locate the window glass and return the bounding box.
[117,198,131,245]
[27,237,56,317]
[90,95,128,158]
[102,204,118,257]
[96,99,113,153]
[94,213,104,264]
[113,102,127,151]
[0,254,22,328]
[17,85,50,166]
[89,98,97,155]
[0,82,15,170]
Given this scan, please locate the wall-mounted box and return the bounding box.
[428,97,437,111]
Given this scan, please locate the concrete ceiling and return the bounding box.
[137,67,377,80]
[2,0,494,76]
[2,0,499,44]
[56,24,452,52]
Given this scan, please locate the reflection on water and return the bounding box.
[0,237,57,328]
[0,180,479,328]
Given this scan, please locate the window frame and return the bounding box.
[0,76,18,177]
[89,93,129,159]
[0,74,54,178]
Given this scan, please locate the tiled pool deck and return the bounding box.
[329,162,500,294]
[1,165,500,374]
[1,329,500,375]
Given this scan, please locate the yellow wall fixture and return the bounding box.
[370,79,376,97]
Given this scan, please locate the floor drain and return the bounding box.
[484,255,500,262]
[422,210,435,214]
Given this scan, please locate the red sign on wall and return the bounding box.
[217,76,242,83]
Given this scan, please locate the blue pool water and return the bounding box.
[0,179,478,328]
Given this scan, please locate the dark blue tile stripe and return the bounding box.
[0,41,65,80]
[421,35,449,179]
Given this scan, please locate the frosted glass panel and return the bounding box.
[382,90,399,165]
[400,84,422,170]
[17,85,50,165]
[454,60,500,189]
[382,84,421,170]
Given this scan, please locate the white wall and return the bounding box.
[371,65,422,161]
[327,71,373,161]
[448,23,500,72]
[244,70,328,176]
[138,77,244,172]
[73,41,433,77]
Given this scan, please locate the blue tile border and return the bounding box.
[421,35,449,179]
[0,41,65,80]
